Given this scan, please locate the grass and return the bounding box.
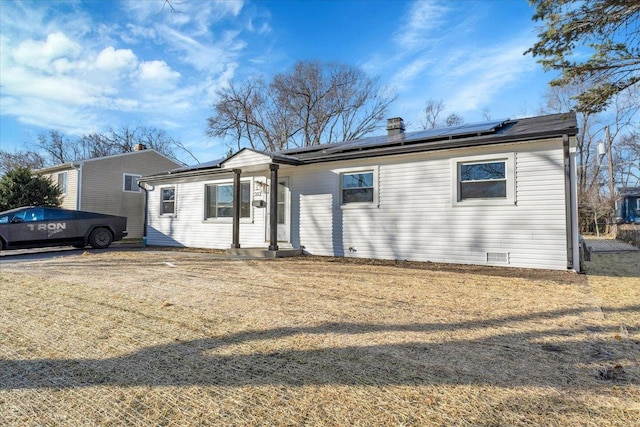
[0,249,638,426]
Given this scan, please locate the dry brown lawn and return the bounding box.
[0,249,638,426]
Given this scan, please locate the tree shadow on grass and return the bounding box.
[2,305,638,390]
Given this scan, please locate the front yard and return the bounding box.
[1,250,638,426]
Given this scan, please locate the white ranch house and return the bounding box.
[140,112,580,271]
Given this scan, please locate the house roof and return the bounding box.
[141,112,578,181]
[618,187,640,197]
[36,149,183,174]
[277,112,578,163]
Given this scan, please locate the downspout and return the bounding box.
[563,134,579,272]
[70,162,82,209]
[231,169,241,249]
[138,181,148,247]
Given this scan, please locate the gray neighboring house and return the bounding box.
[140,112,581,272]
[616,187,640,224]
[38,147,183,238]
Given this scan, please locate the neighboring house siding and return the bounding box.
[289,138,568,270]
[80,151,181,238]
[43,168,79,210]
[147,174,269,248]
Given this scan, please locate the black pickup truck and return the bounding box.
[0,206,127,250]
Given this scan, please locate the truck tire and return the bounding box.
[89,228,113,249]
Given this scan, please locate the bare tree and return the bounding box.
[35,130,79,164]
[444,113,464,127]
[0,149,46,175]
[32,126,195,166]
[419,99,464,129]
[543,81,639,232]
[481,107,491,121]
[420,99,445,129]
[207,61,396,152]
[616,132,640,187]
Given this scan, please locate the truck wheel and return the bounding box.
[89,228,113,249]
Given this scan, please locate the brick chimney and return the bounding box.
[133,143,147,151]
[386,117,405,136]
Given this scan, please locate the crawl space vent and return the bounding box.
[487,252,509,264]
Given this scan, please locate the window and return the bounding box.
[636,198,640,211]
[58,172,67,194]
[205,182,251,219]
[453,154,515,205]
[123,174,141,192]
[459,161,507,200]
[160,187,175,215]
[341,171,374,204]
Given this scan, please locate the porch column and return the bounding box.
[231,168,241,249]
[268,163,279,251]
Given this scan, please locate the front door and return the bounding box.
[266,177,290,243]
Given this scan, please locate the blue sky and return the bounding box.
[0,0,555,165]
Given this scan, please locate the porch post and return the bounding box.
[231,168,241,249]
[268,163,279,251]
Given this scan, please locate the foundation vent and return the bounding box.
[487,252,509,264]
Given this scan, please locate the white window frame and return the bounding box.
[57,171,68,195]
[335,166,379,209]
[159,186,176,216]
[123,173,142,193]
[636,198,640,211]
[203,179,253,222]
[452,153,515,206]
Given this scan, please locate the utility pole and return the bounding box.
[605,126,615,233]
[605,126,614,199]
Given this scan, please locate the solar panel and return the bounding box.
[320,119,509,155]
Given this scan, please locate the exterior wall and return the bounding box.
[43,168,79,210]
[288,138,569,270]
[145,137,571,270]
[80,151,181,238]
[146,173,270,248]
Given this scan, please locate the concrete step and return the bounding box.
[226,247,303,258]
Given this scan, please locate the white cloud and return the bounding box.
[96,46,138,71]
[439,41,537,113]
[393,1,449,49]
[12,32,81,71]
[138,60,181,81]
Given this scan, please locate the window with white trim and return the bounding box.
[453,154,515,205]
[57,172,67,194]
[341,171,375,205]
[123,173,141,192]
[636,198,640,211]
[459,161,507,200]
[205,182,251,219]
[160,187,175,215]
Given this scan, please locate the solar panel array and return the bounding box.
[321,119,508,155]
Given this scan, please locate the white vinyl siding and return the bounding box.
[146,175,267,249]
[145,137,570,271]
[223,150,272,169]
[291,139,568,270]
